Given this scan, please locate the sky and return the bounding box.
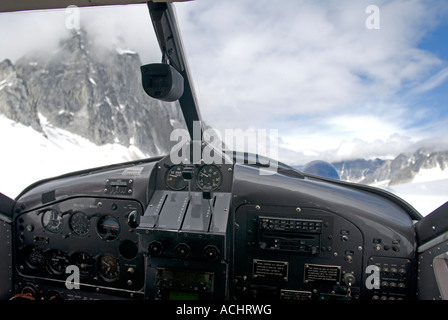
[0,0,448,166]
[175,0,448,165]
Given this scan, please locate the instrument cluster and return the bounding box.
[164,164,224,191]
[6,156,423,301]
[14,197,145,296]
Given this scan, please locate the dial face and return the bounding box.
[98,254,119,281]
[165,165,188,190]
[41,209,63,234]
[70,211,90,237]
[47,249,70,275]
[97,215,120,241]
[25,245,45,269]
[71,252,95,277]
[196,165,222,191]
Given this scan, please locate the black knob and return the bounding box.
[203,245,220,261]
[175,243,191,259]
[148,241,163,256]
[127,210,140,228]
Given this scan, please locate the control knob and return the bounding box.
[127,210,140,228]
[203,245,220,261]
[148,241,163,256]
[175,243,191,259]
[343,272,356,285]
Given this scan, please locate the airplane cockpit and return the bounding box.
[0,1,447,306]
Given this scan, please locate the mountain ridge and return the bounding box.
[332,148,448,186]
[0,29,186,157]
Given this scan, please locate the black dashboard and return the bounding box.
[2,150,427,300]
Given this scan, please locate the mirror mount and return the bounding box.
[141,62,184,102]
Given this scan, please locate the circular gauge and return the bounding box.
[97,215,120,241]
[71,252,95,277]
[70,211,90,237]
[41,209,63,234]
[196,165,222,191]
[47,249,70,275]
[98,254,119,281]
[165,165,188,190]
[25,245,46,269]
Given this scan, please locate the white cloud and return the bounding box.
[178,0,444,131]
[414,67,448,93]
[179,1,437,122]
[323,113,406,141]
[78,4,160,63]
[277,114,414,165]
[0,4,159,63]
[175,0,448,164]
[322,134,414,162]
[0,9,70,62]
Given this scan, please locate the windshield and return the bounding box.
[0,4,186,198]
[1,1,448,217]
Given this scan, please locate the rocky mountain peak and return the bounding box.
[0,59,42,132]
[333,148,448,186]
[0,29,186,157]
[0,59,15,79]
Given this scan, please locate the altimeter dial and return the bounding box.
[41,209,63,234]
[196,165,222,191]
[69,211,90,237]
[165,165,188,190]
[71,252,95,277]
[98,254,119,281]
[47,249,70,275]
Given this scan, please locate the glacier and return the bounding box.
[0,114,147,199]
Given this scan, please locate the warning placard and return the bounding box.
[253,259,289,281]
[304,264,341,284]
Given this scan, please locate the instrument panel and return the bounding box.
[232,204,413,300]
[14,197,144,299]
[138,157,233,300]
[6,156,424,301]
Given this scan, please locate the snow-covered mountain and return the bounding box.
[333,149,448,186]
[0,29,186,157]
[0,28,189,198]
[331,150,448,216]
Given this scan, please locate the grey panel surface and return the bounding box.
[0,222,12,299]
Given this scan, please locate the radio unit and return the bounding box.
[154,268,215,300]
[257,216,323,254]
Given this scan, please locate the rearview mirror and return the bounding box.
[141,63,184,102]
